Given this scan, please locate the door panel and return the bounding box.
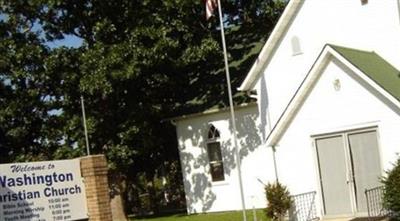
[348,131,382,213]
[316,136,353,215]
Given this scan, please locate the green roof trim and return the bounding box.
[330,44,400,102]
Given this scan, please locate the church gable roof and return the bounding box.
[331,45,400,102]
[266,44,400,146]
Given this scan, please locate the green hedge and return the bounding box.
[265,182,292,221]
[383,158,400,220]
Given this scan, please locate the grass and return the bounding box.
[131,209,270,221]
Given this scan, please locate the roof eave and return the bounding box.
[165,102,258,123]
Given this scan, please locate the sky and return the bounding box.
[1,13,83,48]
[46,35,83,49]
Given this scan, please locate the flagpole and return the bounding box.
[81,95,91,156]
[216,1,247,220]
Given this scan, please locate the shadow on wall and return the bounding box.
[178,108,262,213]
[237,111,262,159]
[179,151,216,213]
[259,75,270,141]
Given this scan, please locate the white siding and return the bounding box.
[175,105,276,213]
[275,59,400,217]
[176,0,400,215]
[255,0,400,135]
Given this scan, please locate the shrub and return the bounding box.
[383,158,400,219]
[265,182,292,221]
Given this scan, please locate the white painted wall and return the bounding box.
[248,1,400,218]
[175,0,400,215]
[255,0,400,135]
[175,105,276,213]
[274,58,400,218]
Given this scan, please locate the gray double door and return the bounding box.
[315,129,382,217]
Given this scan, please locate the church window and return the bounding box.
[206,124,225,182]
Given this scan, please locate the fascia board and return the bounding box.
[238,0,305,91]
[165,102,258,123]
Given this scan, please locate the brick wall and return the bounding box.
[80,155,113,221]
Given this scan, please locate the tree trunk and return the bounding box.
[110,173,128,221]
[111,193,128,221]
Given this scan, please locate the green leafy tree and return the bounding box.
[265,182,292,221]
[0,0,221,213]
[0,0,286,214]
[383,158,400,219]
[0,11,82,162]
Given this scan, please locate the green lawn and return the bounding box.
[131,209,269,221]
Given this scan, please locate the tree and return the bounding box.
[0,0,286,214]
[0,11,83,162]
[383,158,400,219]
[1,0,222,213]
[265,182,292,221]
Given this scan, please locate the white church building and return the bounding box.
[173,0,400,220]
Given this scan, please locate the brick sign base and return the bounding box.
[80,155,113,221]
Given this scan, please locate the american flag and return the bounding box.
[205,0,217,20]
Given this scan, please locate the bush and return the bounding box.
[265,182,292,221]
[383,158,400,219]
